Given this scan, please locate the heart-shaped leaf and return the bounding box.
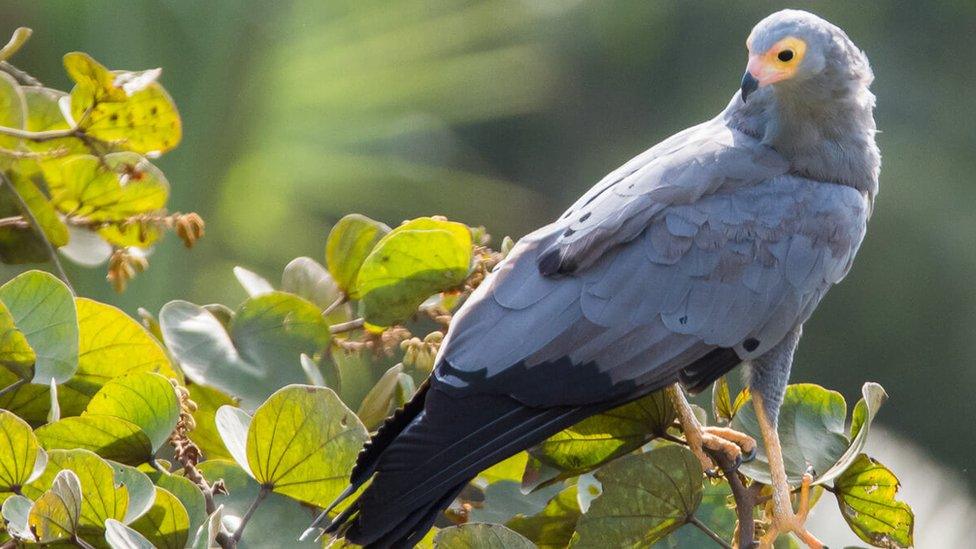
[2,493,34,541]
[85,372,180,451]
[233,266,274,297]
[109,461,155,524]
[732,384,850,486]
[160,293,330,408]
[0,71,25,152]
[354,217,472,327]
[356,362,403,430]
[35,415,153,465]
[0,409,45,493]
[29,469,83,544]
[524,389,675,491]
[214,406,253,477]
[0,270,78,384]
[0,299,34,381]
[187,383,236,461]
[7,171,70,247]
[435,523,535,548]
[326,213,390,296]
[130,487,190,549]
[64,52,182,155]
[282,256,344,312]
[239,385,367,507]
[833,454,913,548]
[573,445,703,548]
[190,504,224,549]
[155,474,207,538]
[817,383,888,485]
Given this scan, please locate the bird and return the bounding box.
[310,9,879,548]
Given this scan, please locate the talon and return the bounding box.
[805,464,817,478]
[705,466,723,478]
[742,444,757,463]
[731,453,743,470]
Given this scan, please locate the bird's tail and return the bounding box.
[315,385,599,548]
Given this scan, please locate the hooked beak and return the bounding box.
[740,71,759,103]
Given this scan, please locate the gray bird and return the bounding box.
[313,9,879,548]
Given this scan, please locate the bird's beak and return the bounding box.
[740,71,759,103]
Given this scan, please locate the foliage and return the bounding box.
[0,26,915,549]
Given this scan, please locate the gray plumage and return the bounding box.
[320,9,879,547]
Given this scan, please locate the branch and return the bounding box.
[0,174,75,294]
[688,515,733,549]
[704,447,757,549]
[321,295,346,317]
[231,486,270,543]
[0,125,78,142]
[0,378,27,398]
[330,317,364,334]
[0,215,27,229]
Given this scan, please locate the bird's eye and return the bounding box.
[777,49,795,62]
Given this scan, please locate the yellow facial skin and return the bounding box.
[746,36,807,87]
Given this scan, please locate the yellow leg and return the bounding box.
[665,385,757,472]
[753,393,823,549]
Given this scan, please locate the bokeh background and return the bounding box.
[2,1,974,544]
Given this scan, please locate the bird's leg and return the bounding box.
[753,392,823,549]
[665,384,756,472]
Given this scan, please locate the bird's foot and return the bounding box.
[758,472,824,549]
[701,426,757,470]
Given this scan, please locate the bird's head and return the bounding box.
[739,10,871,103]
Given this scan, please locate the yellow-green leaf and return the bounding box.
[0,71,26,152]
[506,485,580,549]
[355,362,403,430]
[42,152,169,225]
[0,299,34,380]
[28,469,82,544]
[0,270,77,384]
[130,487,190,549]
[834,454,914,548]
[34,415,153,465]
[24,449,128,534]
[326,213,390,295]
[64,52,181,155]
[22,86,87,157]
[244,385,368,507]
[434,523,535,548]
[105,518,154,549]
[85,372,180,451]
[0,409,44,492]
[7,171,70,247]
[154,474,206,538]
[109,461,154,524]
[355,217,472,326]
[60,297,179,417]
[573,445,703,548]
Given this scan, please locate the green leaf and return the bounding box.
[61,297,180,417]
[572,445,703,548]
[34,415,153,465]
[160,293,330,408]
[196,460,319,548]
[282,256,344,312]
[712,376,733,423]
[435,523,535,548]
[479,452,528,485]
[244,385,368,507]
[214,406,252,477]
[655,482,737,548]
[2,493,34,541]
[470,480,561,525]
[130,487,190,549]
[85,372,180,451]
[507,485,580,549]
[524,389,674,491]
[22,86,86,157]
[233,266,274,297]
[356,362,403,430]
[42,152,169,225]
[0,299,34,380]
[0,172,54,264]
[0,269,78,384]
[154,474,206,539]
[24,449,129,533]
[0,409,45,492]
[28,469,83,544]
[0,71,26,152]
[818,383,888,485]
[732,383,850,486]
[105,518,154,549]
[109,462,154,524]
[187,383,235,461]
[326,213,390,296]
[355,217,472,327]
[7,171,70,247]
[834,454,913,548]
[64,52,182,155]
[190,504,223,549]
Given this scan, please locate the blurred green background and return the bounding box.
[2,0,974,494]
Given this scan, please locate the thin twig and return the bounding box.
[0,215,27,229]
[1,174,74,294]
[0,125,77,142]
[321,295,346,317]
[0,61,42,86]
[231,486,270,543]
[330,317,365,334]
[688,515,733,549]
[0,378,27,398]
